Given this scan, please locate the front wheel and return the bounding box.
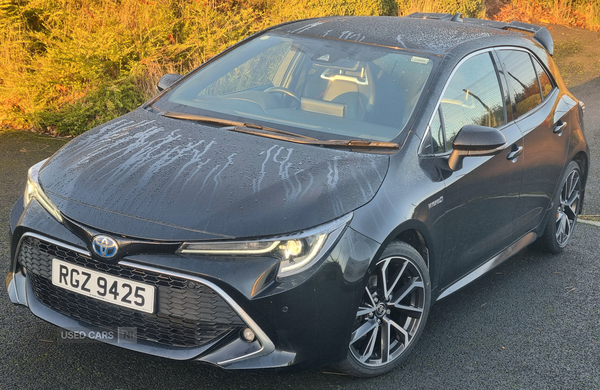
[336,241,431,377]
[537,160,582,254]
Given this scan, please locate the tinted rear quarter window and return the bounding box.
[533,59,554,99]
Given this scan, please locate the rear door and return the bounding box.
[495,49,570,235]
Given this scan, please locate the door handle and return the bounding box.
[507,145,523,161]
[553,121,567,135]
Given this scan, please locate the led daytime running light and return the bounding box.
[179,240,280,255]
[24,160,63,223]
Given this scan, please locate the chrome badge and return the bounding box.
[92,235,118,259]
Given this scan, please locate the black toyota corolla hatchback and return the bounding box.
[7,13,589,377]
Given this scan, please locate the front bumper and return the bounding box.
[7,198,380,369]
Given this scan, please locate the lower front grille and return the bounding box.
[18,236,245,348]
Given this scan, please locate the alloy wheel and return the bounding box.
[556,168,581,247]
[349,255,426,367]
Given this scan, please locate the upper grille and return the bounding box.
[18,236,245,348]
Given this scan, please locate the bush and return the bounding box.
[397,0,484,18]
[494,0,600,30]
[35,81,145,136]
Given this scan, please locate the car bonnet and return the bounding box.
[38,109,391,241]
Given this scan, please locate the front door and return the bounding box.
[433,51,524,288]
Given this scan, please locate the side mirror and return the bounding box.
[447,125,507,171]
[157,73,183,93]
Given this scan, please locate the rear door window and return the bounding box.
[497,50,542,119]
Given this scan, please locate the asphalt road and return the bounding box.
[1,30,600,390]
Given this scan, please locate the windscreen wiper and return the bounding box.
[161,111,398,149]
[161,111,317,140]
[231,127,399,150]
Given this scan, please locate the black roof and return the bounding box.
[272,15,553,56]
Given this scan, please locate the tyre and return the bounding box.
[336,241,431,377]
[537,160,582,254]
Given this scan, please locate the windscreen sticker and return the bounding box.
[411,56,430,64]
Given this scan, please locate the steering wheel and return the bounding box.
[264,87,301,106]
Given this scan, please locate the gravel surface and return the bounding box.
[1,25,599,390]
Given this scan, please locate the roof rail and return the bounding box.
[406,13,554,55]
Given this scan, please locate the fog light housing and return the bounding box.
[242,328,256,342]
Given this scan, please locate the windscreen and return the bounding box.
[153,34,435,142]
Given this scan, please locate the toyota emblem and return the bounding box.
[92,235,118,259]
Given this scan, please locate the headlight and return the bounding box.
[24,159,63,223]
[177,214,352,278]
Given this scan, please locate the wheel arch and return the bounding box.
[375,219,440,291]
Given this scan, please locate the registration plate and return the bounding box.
[51,259,155,314]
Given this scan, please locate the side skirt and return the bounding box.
[436,231,537,301]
